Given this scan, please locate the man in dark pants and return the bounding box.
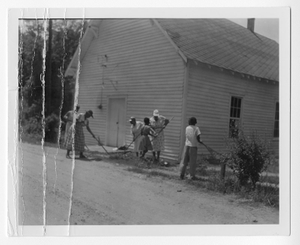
[180,117,202,180]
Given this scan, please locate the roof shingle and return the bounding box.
[157,19,279,81]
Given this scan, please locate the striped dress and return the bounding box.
[65,113,87,152]
[150,116,166,151]
[139,125,153,151]
[63,110,77,144]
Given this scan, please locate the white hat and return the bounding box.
[153,109,159,116]
[129,117,136,122]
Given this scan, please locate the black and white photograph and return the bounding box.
[5,5,295,240]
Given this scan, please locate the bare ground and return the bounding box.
[17,143,279,225]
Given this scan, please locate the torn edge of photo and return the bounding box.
[7,7,291,237]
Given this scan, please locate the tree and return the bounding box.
[19,18,88,142]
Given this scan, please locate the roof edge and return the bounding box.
[152,19,187,63]
[190,59,279,83]
[65,20,101,77]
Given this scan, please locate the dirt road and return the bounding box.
[17,143,278,225]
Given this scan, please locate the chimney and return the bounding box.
[247,18,255,32]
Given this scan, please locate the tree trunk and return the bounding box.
[46,19,52,116]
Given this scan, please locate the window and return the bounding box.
[274,102,279,138]
[229,96,242,138]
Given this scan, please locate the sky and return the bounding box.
[19,17,280,43]
[229,18,279,43]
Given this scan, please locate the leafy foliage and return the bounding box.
[45,113,61,142]
[19,19,88,142]
[221,131,271,189]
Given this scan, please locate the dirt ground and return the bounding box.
[17,143,279,226]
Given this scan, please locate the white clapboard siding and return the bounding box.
[77,19,185,160]
[185,62,279,155]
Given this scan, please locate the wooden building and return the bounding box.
[65,18,279,161]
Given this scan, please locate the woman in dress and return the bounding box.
[129,117,144,157]
[63,105,80,144]
[150,109,169,163]
[139,117,157,167]
[65,110,95,159]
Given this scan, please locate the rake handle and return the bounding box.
[201,142,220,155]
[94,136,110,155]
[150,116,174,142]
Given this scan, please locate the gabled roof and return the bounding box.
[66,19,279,82]
[157,18,279,81]
[65,20,102,77]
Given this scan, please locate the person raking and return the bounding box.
[63,105,80,144]
[139,117,157,168]
[150,109,169,164]
[65,110,96,159]
[129,117,144,157]
[179,117,203,180]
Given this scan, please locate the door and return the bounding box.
[107,98,126,147]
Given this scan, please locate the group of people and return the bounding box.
[129,109,170,166]
[63,106,203,180]
[130,111,202,179]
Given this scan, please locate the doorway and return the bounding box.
[107,98,126,147]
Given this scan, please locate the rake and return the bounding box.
[118,116,174,151]
[201,142,227,179]
[201,142,221,157]
[115,119,145,152]
[93,136,110,155]
[150,116,175,142]
[121,132,142,151]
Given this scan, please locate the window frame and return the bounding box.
[228,96,243,138]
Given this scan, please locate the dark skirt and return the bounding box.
[64,123,85,152]
[139,135,153,151]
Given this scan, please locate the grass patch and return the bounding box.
[202,151,279,176]
[259,174,279,185]
[203,173,279,208]
[180,167,279,209]
[201,154,221,165]
[252,185,279,207]
[196,165,221,177]
[265,156,279,174]
[146,170,173,179]
[126,166,173,179]
[127,166,146,174]
[215,168,279,186]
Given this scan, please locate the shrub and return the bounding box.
[222,131,271,189]
[45,113,60,142]
[20,108,62,143]
[22,117,43,136]
[23,103,42,121]
[197,165,209,176]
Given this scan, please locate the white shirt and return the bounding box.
[131,121,143,137]
[185,125,201,147]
